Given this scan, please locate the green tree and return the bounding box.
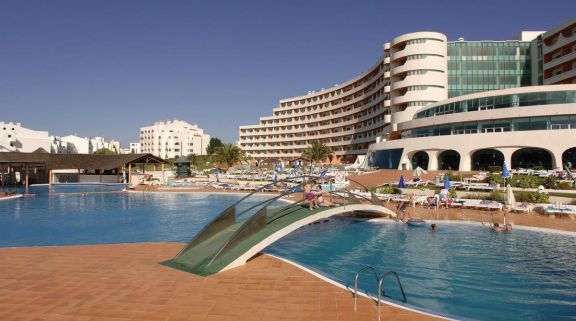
[302,140,332,163]
[206,138,223,155]
[186,153,197,166]
[213,144,243,170]
[93,148,115,155]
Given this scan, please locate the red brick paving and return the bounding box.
[0,243,441,321]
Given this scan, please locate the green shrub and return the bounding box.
[487,173,502,185]
[532,166,544,171]
[512,175,540,189]
[376,185,401,194]
[543,176,559,189]
[449,187,457,199]
[487,166,501,173]
[489,191,505,201]
[515,191,549,203]
[446,171,460,182]
[465,193,492,200]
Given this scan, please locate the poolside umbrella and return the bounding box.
[398,175,406,188]
[443,174,451,190]
[502,162,510,184]
[413,166,427,178]
[506,184,515,210]
[565,164,575,183]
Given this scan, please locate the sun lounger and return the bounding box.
[475,200,492,209]
[545,205,576,216]
[374,193,394,201]
[448,199,464,207]
[474,200,502,210]
[390,196,409,203]
[414,195,428,205]
[485,201,503,211]
[464,183,495,191]
[511,202,532,213]
[463,199,483,208]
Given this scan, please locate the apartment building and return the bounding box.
[140,120,210,159]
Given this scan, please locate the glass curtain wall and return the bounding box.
[447,41,531,98]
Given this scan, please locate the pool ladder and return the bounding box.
[353,265,407,312]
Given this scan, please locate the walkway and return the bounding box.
[0,243,440,321]
[163,200,394,276]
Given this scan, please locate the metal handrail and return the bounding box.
[354,265,380,311]
[353,266,407,314]
[378,271,407,304]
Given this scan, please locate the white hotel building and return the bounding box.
[140,120,210,159]
[0,122,55,153]
[239,17,576,171]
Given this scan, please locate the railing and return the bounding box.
[170,174,389,274]
[353,265,407,312]
[378,271,407,303]
[354,265,380,311]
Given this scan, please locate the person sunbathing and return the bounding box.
[304,183,319,210]
[315,185,338,207]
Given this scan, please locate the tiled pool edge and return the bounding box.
[265,253,464,321]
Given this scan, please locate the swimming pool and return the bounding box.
[265,217,576,321]
[1,190,575,320]
[0,188,274,247]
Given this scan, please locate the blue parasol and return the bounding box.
[398,175,406,188]
[502,161,510,179]
[443,174,451,189]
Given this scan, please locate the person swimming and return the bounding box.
[491,222,512,232]
[430,224,438,232]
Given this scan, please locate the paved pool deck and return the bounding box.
[0,242,441,321]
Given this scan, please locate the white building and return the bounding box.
[129,143,141,154]
[140,120,210,159]
[121,143,141,154]
[367,85,576,171]
[0,122,55,153]
[59,135,112,154]
[109,140,121,154]
[239,17,576,166]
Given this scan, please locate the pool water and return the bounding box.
[0,188,274,247]
[265,217,576,321]
[2,190,575,320]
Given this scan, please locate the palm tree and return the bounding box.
[302,140,332,164]
[213,144,243,170]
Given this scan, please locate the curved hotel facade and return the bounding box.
[239,18,576,170]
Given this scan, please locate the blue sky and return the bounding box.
[1,0,573,146]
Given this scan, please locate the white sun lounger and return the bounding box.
[462,199,483,208]
[511,202,532,213]
[545,205,576,216]
[477,200,502,210]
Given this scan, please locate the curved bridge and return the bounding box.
[161,177,396,276]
